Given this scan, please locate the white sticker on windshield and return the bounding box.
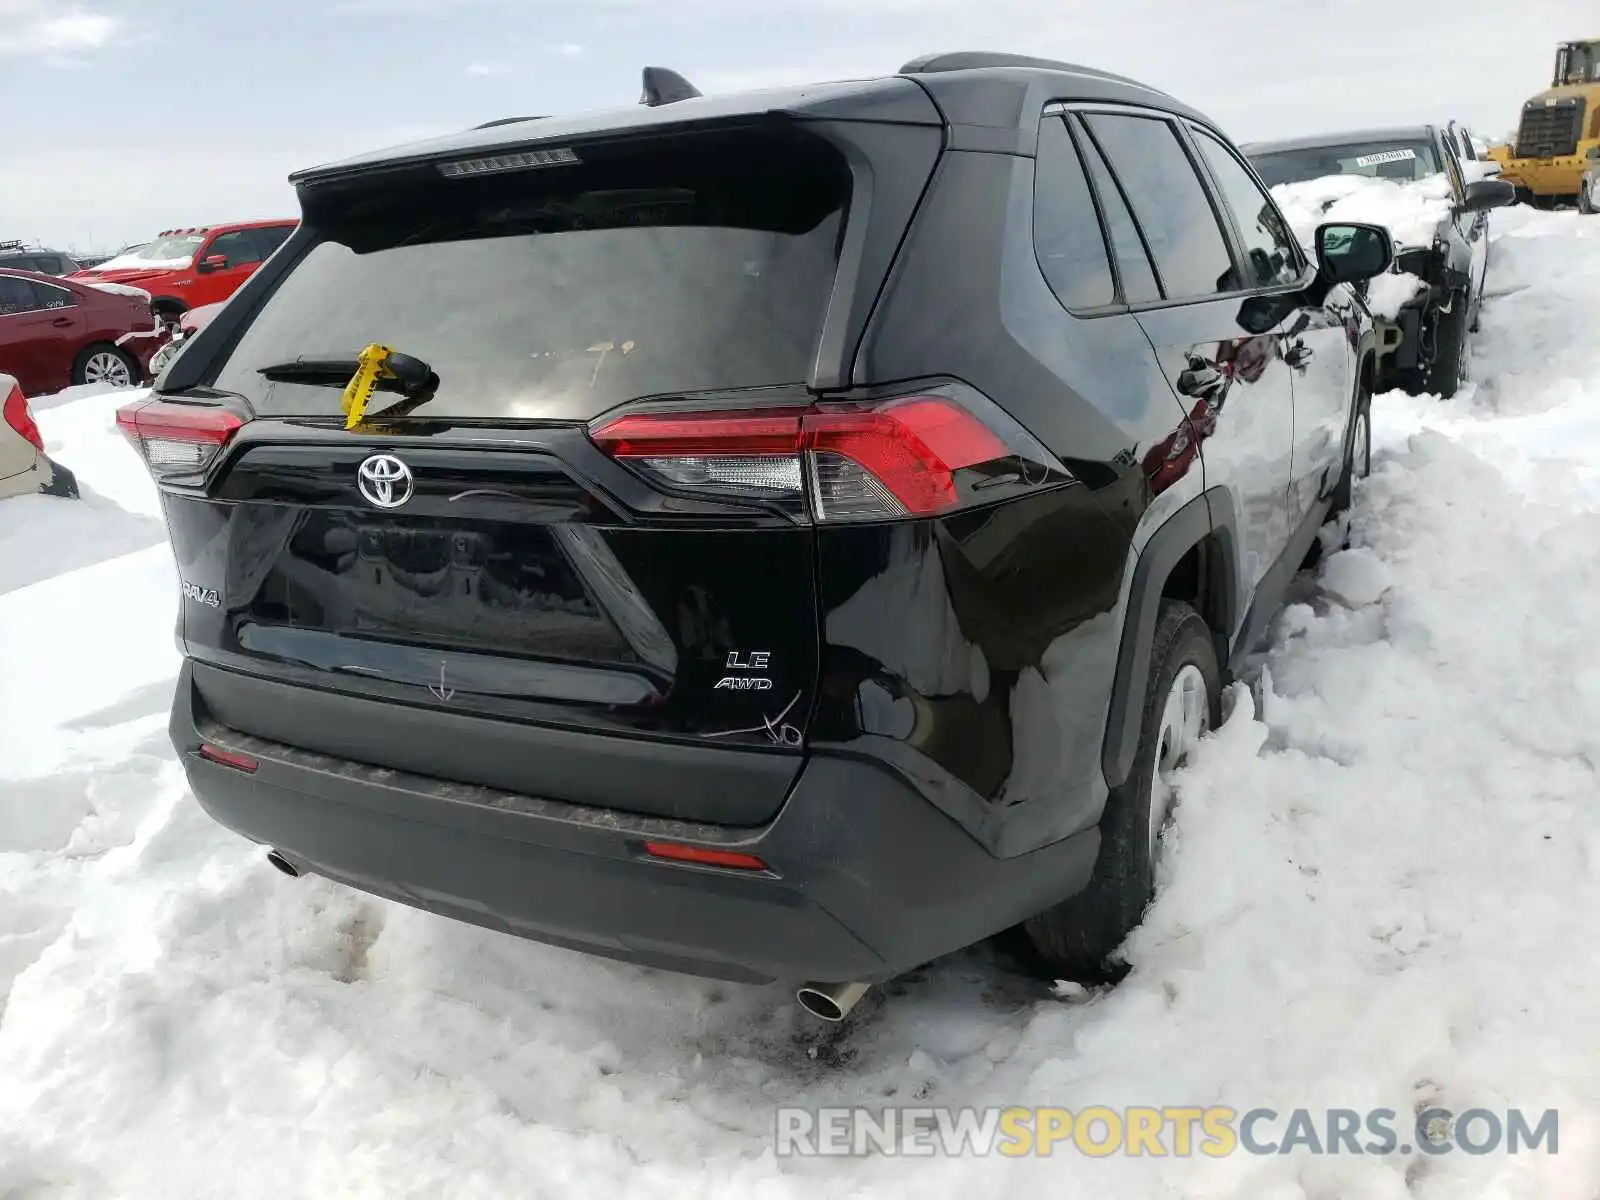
[1354,149,1417,167]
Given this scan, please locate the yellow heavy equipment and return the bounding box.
[1488,39,1600,206]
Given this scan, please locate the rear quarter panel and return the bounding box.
[837,147,1208,856]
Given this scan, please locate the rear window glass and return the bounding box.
[1249,140,1443,187]
[213,130,850,420]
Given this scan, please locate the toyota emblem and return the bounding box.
[356,453,414,509]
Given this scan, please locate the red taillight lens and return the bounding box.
[589,386,1069,523]
[805,398,1011,519]
[2,380,43,453]
[116,397,243,476]
[643,841,769,871]
[590,408,807,502]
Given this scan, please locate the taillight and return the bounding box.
[2,379,43,453]
[116,397,243,476]
[589,384,1072,522]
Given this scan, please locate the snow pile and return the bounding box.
[7,211,1600,1197]
[1271,172,1456,252]
[81,280,152,303]
[1271,173,1458,316]
[87,252,189,273]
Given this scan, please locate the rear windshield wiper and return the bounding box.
[258,348,437,427]
[258,352,434,397]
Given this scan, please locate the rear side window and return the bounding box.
[1190,129,1301,288]
[33,282,74,309]
[1083,113,1237,300]
[213,131,849,419]
[1032,116,1114,309]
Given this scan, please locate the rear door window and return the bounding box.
[212,130,850,420]
[1082,113,1238,300]
[1072,119,1163,304]
[0,276,42,315]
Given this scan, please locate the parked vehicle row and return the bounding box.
[2,220,295,501]
[70,220,296,324]
[119,53,1407,1020]
[0,241,86,276]
[0,268,167,396]
[1244,122,1516,398]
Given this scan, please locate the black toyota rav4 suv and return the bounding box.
[118,53,1394,1020]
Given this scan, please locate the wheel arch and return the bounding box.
[1100,488,1239,791]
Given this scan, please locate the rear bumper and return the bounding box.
[0,454,78,501]
[171,660,1098,985]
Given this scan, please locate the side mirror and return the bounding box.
[1314,222,1394,285]
[197,254,229,273]
[1460,178,1516,212]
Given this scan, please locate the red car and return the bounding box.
[0,268,168,394]
[69,219,297,323]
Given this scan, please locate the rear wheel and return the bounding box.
[72,344,139,389]
[1024,601,1219,983]
[1425,292,1470,399]
[1329,381,1372,521]
[1580,176,1598,215]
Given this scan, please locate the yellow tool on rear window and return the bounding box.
[340,344,433,429]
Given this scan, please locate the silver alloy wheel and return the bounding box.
[1353,409,1371,479]
[84,350,133,388]
[1148,662,1210,860]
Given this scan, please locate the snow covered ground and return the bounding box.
[4,205,1600,1198]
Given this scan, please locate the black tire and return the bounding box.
[1579,177,1598,215]
[1329,379,1372,521]
[1024,601,1220,983]
[70,343,140,388]
[1425,294,1470,399]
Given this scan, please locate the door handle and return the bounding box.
[51,316,72,327]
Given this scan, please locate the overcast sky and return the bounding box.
[2,0,1592,251]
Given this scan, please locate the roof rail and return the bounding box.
[640,66,701,107]
[474,115,549,129]
[898,50,1167,93]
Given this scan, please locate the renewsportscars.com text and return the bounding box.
[774,1105,1559,1158]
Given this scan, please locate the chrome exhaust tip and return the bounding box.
[265,849,302,879]
[795,981,870,1022]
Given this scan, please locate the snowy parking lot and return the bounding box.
[4,204,1600,1198]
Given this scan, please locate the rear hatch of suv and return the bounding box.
[123,108,944,827]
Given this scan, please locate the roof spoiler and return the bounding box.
[640,66,701,107]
